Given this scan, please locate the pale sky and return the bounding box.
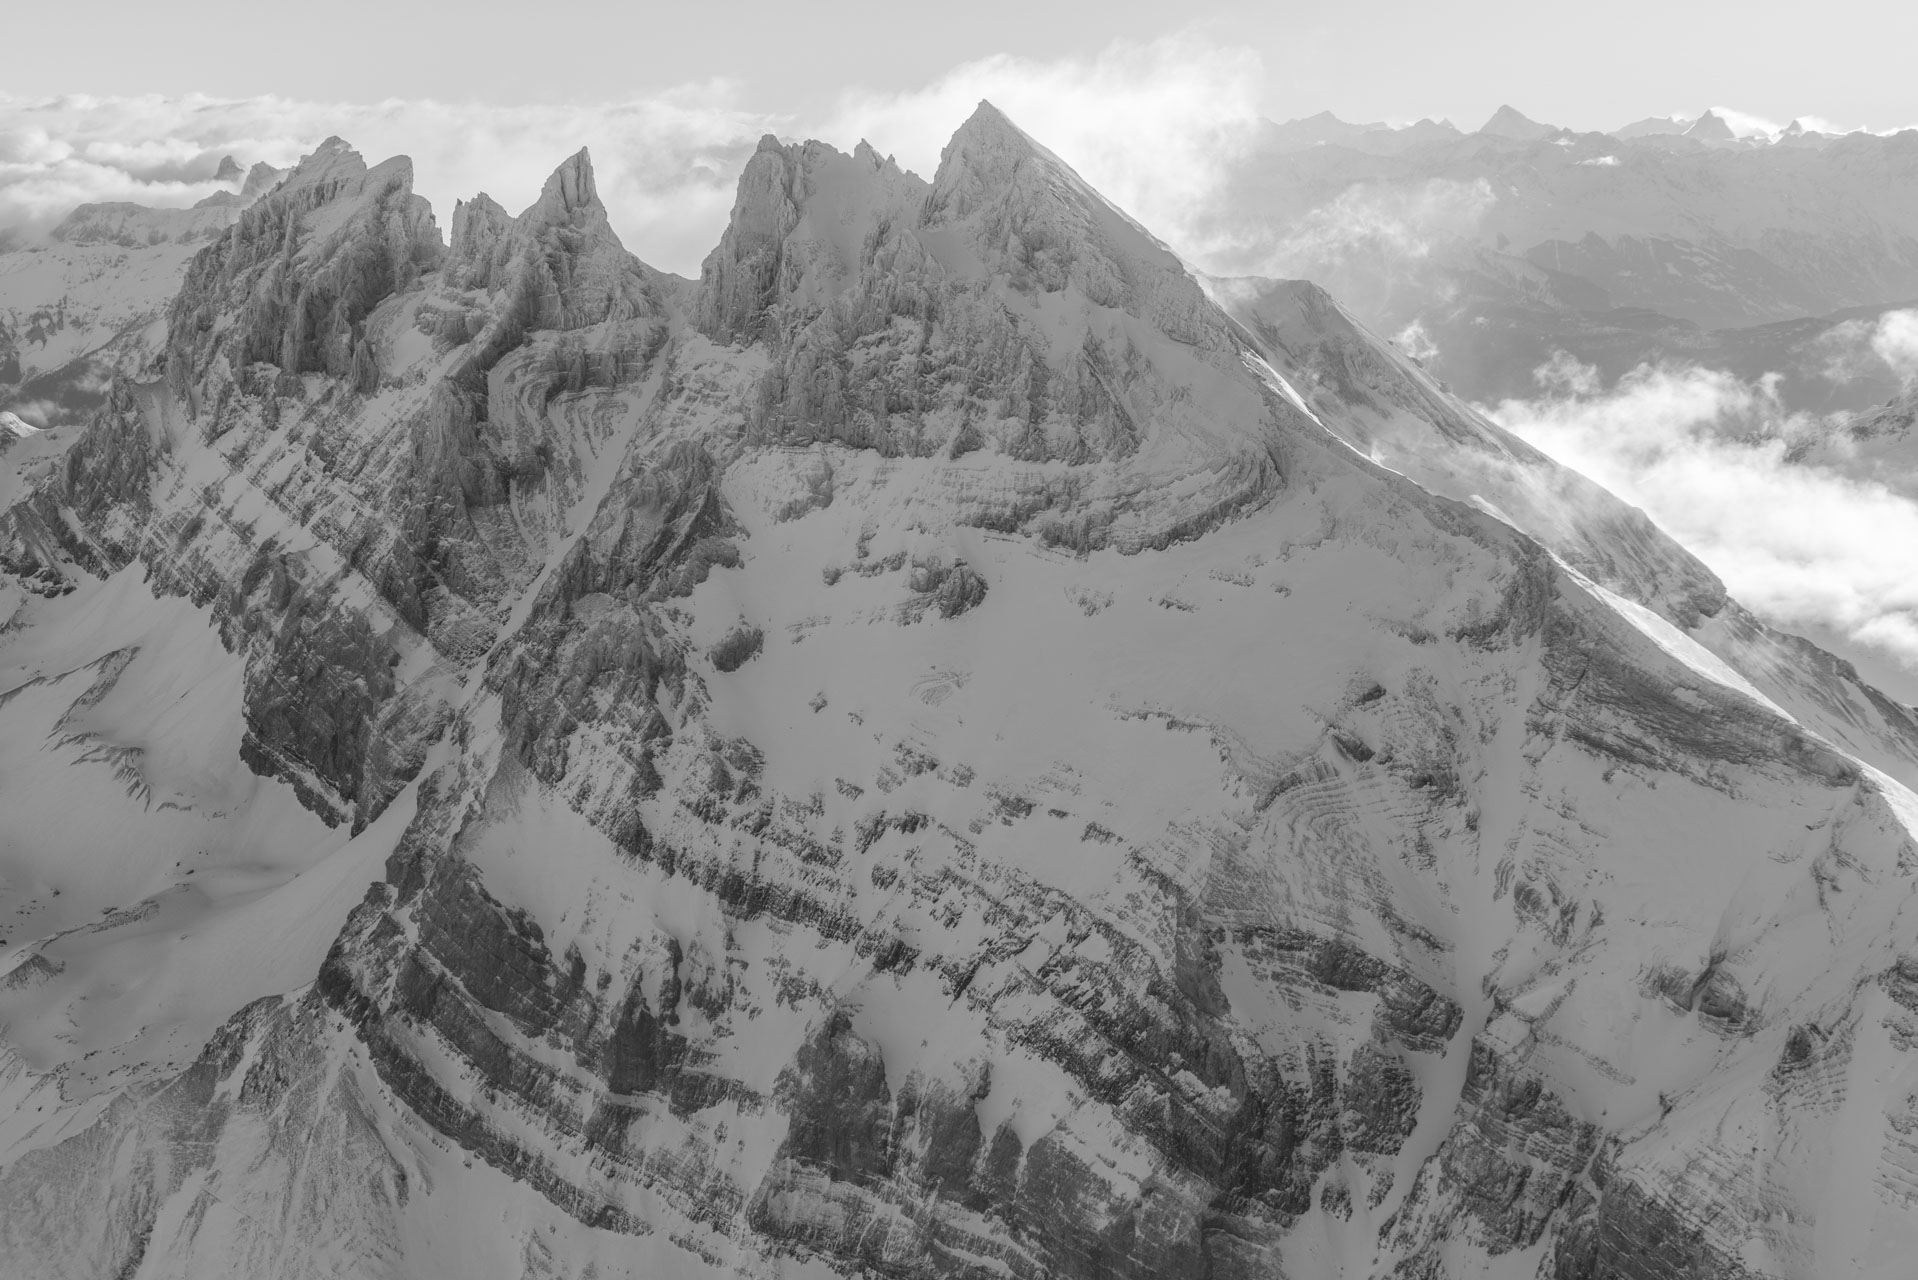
[7,0,1916,134]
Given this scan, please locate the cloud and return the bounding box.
[1708,105,1786,139]
[1871,309,1918,384]
[1791,115,1851,135]
[0,35,1269,277]
[0,89,780,276]
[1393,319,1440,363]
[1811,307,1918,386]
[820,33,1267,254]
[1198,177,1496,287]
[1483,356,1918,669]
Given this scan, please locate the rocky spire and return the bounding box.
[695,135,803,344]
[446,192,515,290]
[443,148,658,352]
[522,147,603,227]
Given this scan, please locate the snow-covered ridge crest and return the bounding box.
[5,102,1918,1280]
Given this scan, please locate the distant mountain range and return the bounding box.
[1203,107,1918,411]
[0,157,286,430]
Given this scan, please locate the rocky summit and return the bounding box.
[3,102,1918,1279]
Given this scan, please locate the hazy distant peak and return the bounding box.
[1684,109,1737,142]
[1612,113,1692,138]
[239,160,283,202]
[1478,103,1559,140]
[49,200,239,246]
[1259,111,1393,152]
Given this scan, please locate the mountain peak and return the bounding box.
[1684,109,1737,141]
[1479,104,1560,140]
[1259,111,1399,153]
[240,160,283,202]
[923,100,1056,225]
[277,136,390,198]
[1612,113,1691,139]
[213,154,242,184]
[961,97,1017,132]
[696,132,926,344]
[524,147,602,225]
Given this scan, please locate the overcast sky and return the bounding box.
[7,0,1916,133]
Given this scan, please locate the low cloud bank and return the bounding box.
[0,36,1268,276]
[1872,309,1918,384]
[1237,177,1495,278]
[1483,341,1918,668]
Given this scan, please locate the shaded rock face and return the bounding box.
[2,136,675,829]
[164,139,442,395]
[5,106,1918,1280]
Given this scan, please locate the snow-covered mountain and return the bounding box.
[1211,115,1918,408]
[2,105,1918,1279]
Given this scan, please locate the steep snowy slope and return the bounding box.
[1213,276,1918,787]
[2,105,1918,1280]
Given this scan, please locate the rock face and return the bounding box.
[4,103,1918,1280]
